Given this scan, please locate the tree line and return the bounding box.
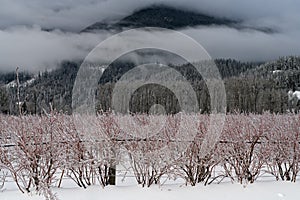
[0,56,299,115]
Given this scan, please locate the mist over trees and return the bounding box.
[0,56,300,115]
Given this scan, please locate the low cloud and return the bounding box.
[1,25,300,72]
[1,0,300,32]
[184,26,300,62]
[0,0,300,71]
[0,26,107,72]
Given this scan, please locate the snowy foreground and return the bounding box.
[1,181,300,200]
[1,113,300,199]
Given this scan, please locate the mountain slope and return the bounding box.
[83,5,236,32]
[2,56,300,115]
[83,5,275,33]
[244,56,300,89]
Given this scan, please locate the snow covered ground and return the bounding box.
[1,173,300,200]
[1,181,300,200]
[1,163,300,200]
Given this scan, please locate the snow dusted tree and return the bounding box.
[174,114,220,186]
[0,115,32,193]
[66,113,121,188]
[265,114,300,181]
[15,114,70,199]
[1,111,300,195]
[220,114,271,184]
[0,113,68,199]
[120,114,179,187]
[90,113,121,187]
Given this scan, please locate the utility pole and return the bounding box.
[16,67,22,116]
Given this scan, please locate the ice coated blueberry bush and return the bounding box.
[0,112,299,198]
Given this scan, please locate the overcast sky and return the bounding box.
[0,0,300,71]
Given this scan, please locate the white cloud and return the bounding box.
[0,0,300,71]
[184,26,300,62]
[1,0,300,32]
[0,26,108,71]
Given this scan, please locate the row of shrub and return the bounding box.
[0,112,299,197]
